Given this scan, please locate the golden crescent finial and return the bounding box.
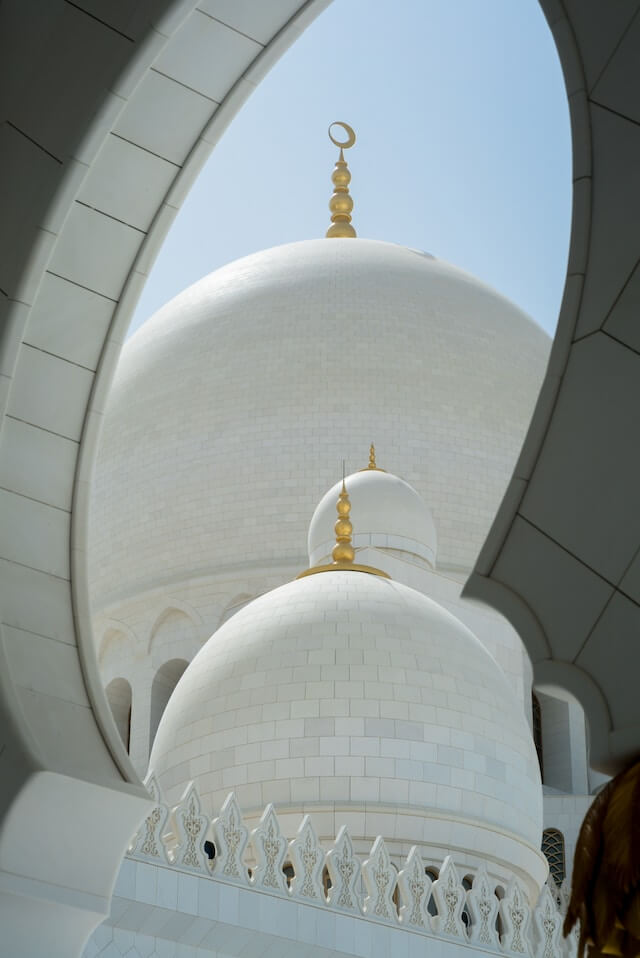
[326,121,357,239]
[328,122,356,150]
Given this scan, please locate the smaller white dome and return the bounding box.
[308,469,438,570]
[149,570,545,891]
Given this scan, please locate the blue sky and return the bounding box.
[129,0,571,338]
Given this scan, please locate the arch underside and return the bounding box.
[1,0,639,951]
[464,0,640,773]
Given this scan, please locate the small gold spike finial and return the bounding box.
[326,122,357,238]
[359,443,386,472]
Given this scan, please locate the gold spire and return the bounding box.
[297,475,390,580]
[332,479,355,563]
[326,122,357,238]
[359,443,386,472]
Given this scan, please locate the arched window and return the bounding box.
[461,875,473,927]
[426,866,439,916]
[495,884,505,938]
[105,677,132,751]
[542,828,566,886]
[532,692,544,779]
[149,658,189,749]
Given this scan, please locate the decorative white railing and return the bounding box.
[127,773,578,958]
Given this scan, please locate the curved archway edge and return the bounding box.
[1,0,639,952]
[464,0,640,775]
[0,1,330,952]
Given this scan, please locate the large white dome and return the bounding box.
[150,570,545,890]
[89,238,550,613]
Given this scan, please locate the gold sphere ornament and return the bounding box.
[332,166,351,188]
[330,193,354,215]
[332,541,356,563]
[334,517,352,539]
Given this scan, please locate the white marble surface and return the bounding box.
[148,571,544,888]
[89,238,549,615]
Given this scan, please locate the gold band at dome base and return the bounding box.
[296,561,390,579]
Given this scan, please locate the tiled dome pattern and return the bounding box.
[89,239,550,612]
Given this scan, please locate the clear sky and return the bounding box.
[129,0,571,339]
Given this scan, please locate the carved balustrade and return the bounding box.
[126,773,572,957]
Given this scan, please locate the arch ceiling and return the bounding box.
[0,0,639,951]
[465,0,640,776]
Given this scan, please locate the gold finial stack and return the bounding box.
[326,122,357,238]
[332,479,355,563]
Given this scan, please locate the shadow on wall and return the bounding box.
[149,658,189,749]
[533,685,606,795]
[105,677,132,751]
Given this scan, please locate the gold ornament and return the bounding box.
[297,475,389,579]
[326,122,357,239]
[359,443,386,472]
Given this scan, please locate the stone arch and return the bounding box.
[0,1,637,952]
[149,657,189,749]
[98,619,137,667]
[148,600,203,656]
[105,677,132,751]
[219,592,255,627]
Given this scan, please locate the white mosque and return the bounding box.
[84,126,598,957]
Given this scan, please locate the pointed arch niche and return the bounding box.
[149,658,189,750]
[148,602,202,660]
[105,678,132,752]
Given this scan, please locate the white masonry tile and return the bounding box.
[26,270,115,371]
[8,343,94,441]
[0,415,77,511]
[0,558,74,642]
[3,624,89,707]
[48,201,143,301]
[79,134,179,233]
[0,487,69,579]
[114,68,215,166]
[154,11,261,103]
